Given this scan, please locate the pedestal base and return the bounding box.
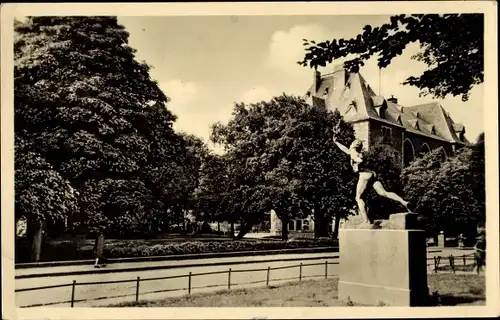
[339,228,428,306]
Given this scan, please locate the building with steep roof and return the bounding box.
[270,65,469,237]
[304,65,469,166]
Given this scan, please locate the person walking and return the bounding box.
[473,225,486,274]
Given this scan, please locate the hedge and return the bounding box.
[15,237,338,262]
[104,238,338,258]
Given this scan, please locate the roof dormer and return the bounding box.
[453,123,466,141]
[396,115,402,124]
[323,87,329,97]
[453,123,465,134]
[408,119,420,130]
[371,96,387,119]
[423,124,436,135]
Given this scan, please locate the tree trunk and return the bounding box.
[30,221,43,262]
[333,214,341,239]
[313,216,321,238]
[230,221,235,238]
[281,214,289,241]
[180,212,187,235]
[235,222,252,240]
[217,222,220,233]
[313,208,328,238]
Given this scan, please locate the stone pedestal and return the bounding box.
[437,231,445,248]
[338,213,428,306]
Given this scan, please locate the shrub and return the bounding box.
[16,237,338,262]
[102,238,338,259]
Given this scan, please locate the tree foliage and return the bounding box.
[14,17,188,237]
[161,133,209,233]
[194,152,238,228]
[15,137,78,235]
[211,95,356,239]
[401,138,485,236]
[362,140,407,220]
[299,14,483,101]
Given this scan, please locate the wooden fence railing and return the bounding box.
[16,260,338,308]
[16,252,481,308]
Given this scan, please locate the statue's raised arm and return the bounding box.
[332,123,350,155]
[333,138,350,155]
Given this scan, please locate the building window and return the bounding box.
[303,220,310,231]
[438,147,448,161]
[381,126,392,142]
[296,220,302,231]
[288,220,295,231]
[420,143,431,156]
[403,139,415,166]
[323,87,329,96]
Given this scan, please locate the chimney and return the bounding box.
[387,95,398,104]
[313,69,321,92]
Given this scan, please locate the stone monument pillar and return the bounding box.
[269,210,282,237]
[338,213,428,306]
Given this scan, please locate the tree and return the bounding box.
[14,17,186,244]
[400,148,443,232]
[211,95,356,240]
[164,133,208,234]
[470,133,485,223]
[401,141,485,237]
[299,14,483,101]
[15,137,79,261]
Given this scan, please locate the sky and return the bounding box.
[117,15,484,149]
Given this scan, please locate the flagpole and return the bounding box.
[378,67,381,96]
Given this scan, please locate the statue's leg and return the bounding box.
[355,173,371,223]
[372,181,409,207]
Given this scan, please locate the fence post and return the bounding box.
[228,268,232,290]
[266,267,270,286]
[325,261,328,279]
[433,256,438,273]
[136,277,140,302]
[299,263,303,281]
[463,254,466,266]
[450,255,455,274]
[70,280,76,308]
[188,272,192,295]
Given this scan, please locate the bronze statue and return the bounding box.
[332,126,413,223]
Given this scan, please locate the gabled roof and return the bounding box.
[305,65,469,145]
[408,102,468,144]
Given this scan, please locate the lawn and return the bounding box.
[108,274,485,307]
